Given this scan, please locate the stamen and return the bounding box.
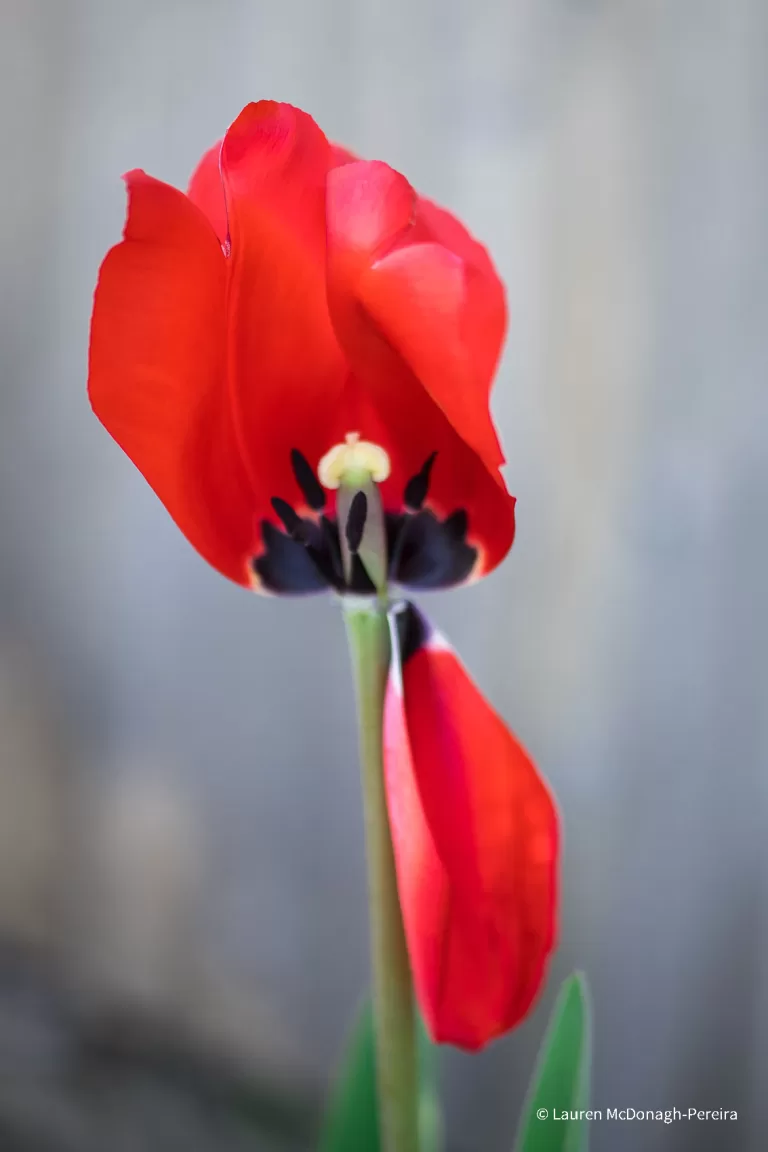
[444,508,468,539]
[317,432,391,489]
[403,451,438,510]
[345,491,368,553]
[291,449,326,510]
[271,496,302,535]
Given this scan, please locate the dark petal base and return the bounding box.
[391,600,431,665]
[386,509,476,589]
[252,451,478,596]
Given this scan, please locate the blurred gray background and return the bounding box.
[1,0,767,1149]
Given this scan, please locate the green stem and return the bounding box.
[344,603,420,1152]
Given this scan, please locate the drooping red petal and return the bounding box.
[88,171,258,585]
[383,603,559,1050]
[326,160,507,475]
[219,102,351,511]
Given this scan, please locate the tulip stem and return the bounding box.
[344,603,420,1152]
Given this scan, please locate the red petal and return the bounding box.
[219,102,350,508]
[364,244,505,465]
[416,194,503,314]
[327,160,507,474]
[326,160,514,579]
[88,171,257,585]
[330,143,358,168]
[384,605,559,1049]
[187,140,228,246]
[354,385,516,582]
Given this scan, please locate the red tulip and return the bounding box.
[87,100,559,1052]
[88,100,515,595]
[384,603,559,1050]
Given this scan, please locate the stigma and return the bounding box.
[317,432,391,490]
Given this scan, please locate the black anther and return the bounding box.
[345,491,368,553]
[403,451,438,510]
[444,508,469,540]
[271,496,302,535]
[291,449,326,511]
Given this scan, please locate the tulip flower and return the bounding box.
[88,100,559,1152]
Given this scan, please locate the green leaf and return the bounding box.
[319,1000,442,1152]
[319,1001,380,1152]
[514,972,592,1152]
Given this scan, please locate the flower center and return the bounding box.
[252,446,478,596]
[317,432,391,490]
